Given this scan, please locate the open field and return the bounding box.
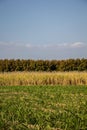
[0,71,87,86]
[0,85,87,130]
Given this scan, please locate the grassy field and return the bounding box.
[0,71,87,86]
[0,85,87,130]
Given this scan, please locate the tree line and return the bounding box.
[0,59,87,72]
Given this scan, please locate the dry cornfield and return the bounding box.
[0,71,87,86]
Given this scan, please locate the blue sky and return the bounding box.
[0,0,87,59]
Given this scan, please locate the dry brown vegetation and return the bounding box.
[0,71,87,86]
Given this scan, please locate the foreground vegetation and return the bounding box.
[0,71,87,86]
[0,85,87,130]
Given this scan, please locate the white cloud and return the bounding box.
[70,42,85,48]
[24,42,86,49]
[0,41,87,59]
[0,41,86,49]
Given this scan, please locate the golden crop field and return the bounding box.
[0,71,87,86]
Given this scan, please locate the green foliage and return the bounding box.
[0,58,87,72]
[0,86,87,130]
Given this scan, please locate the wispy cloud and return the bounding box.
[0,41,85,48]
[23,42,86,49]
[0,41,87,59]
[69,42,85,48]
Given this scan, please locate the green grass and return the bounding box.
[0,86,87,130]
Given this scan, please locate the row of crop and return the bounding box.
[0,58,87,72]
[0,72,87,86]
